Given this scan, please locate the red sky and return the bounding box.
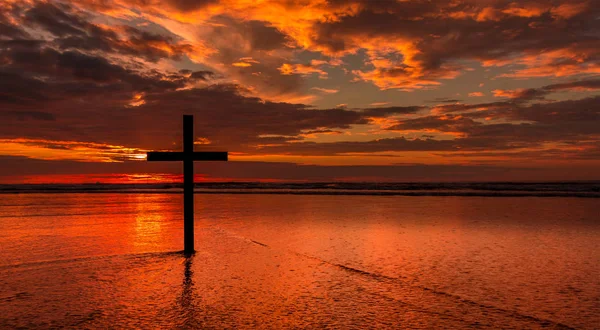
[0,0,599,183]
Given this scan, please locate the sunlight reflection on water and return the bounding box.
[0,193,598,328]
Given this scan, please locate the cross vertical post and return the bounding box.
[183,115,194,254]
[146,115,228,255]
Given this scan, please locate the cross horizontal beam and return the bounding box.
[147,151,228,162]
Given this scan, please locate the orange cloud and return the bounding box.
[550,2,589,19]
[501,3,548,18]
[278,63,328,78]
[310,87,338,94]
[492,89,523,98]
[0,139,148,162]
[353,66,459,91]
[232,57,259,67]
[346,37,464,90]
[498,47,600,78]
[128,93,146,107]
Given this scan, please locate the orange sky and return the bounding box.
[0,0,599,183]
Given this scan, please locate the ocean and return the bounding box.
[0,183,598,328]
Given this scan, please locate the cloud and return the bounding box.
[301,129,343,135]
[430,101,510,114]
[307,0,599,89]
[0,42,189,97]
[544,79,600,92]
[1,26,597,162]
[0,34,428,155]
[24,2,198,63]
[19,0,598,95]
[497,46,600,78]
[426,98,462,104]
[279,62,328,78]
[493,79,600,100]
[361,106,425,118]
[390,96,600,152]
[0,138,147,162]
[1,0,599,181]
[233,20,290,51]
[387,115,478,139]
[252,137,458,155]
[492,88,546,100]
[468,92,484,97]
[0,10,28,38]
[188,70,215,81]
[311,87,339,94]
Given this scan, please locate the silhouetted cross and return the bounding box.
[147,115,227,254]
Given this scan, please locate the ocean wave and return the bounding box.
[0,182,598,197]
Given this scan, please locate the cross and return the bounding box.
[147,115,227,254]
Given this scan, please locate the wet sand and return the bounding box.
[0,194,598,328]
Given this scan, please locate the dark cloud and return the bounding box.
[204,15,304,98]
[189,70,215,81]
[252,137,457,155]
[491,79,600,102]
[0,46,185,95]
[302,129,343,135]
[242,20,290,51]
[25,1,89,37]
[387,115,477,133]
[436,141,600,161]
[127,86,371,148]
[0,70,50,104]
[431,79,600,117]
[361,106,425,117]
[426,98,463,104]
[22,1,194,63]
[545,79,600,92]
[253,129,554,155]
[161,0,220,12]
[386,96,600,153]
[497,97,600,126]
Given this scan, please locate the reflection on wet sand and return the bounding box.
[133,194,169,251]
[177,256,197,328]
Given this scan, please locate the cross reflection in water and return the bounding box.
[177,256,198,328]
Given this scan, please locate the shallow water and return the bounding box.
[0,193,598,328]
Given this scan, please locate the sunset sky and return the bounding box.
[1,0,599,182]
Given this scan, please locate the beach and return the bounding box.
[0,192,598,328]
